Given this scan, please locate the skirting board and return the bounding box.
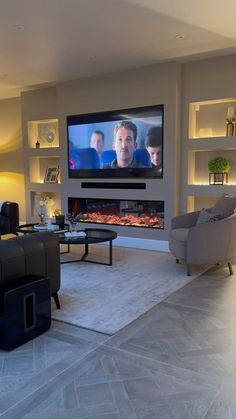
[112,236,169,252]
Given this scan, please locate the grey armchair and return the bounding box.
[169,210,236,276]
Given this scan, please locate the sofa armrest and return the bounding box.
[1,202,19,234]
[171,211,200,229]
[187,214,236,264]
[14,232,60,295]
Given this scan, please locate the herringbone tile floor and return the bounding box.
[1,263,236,418]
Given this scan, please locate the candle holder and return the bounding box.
[226,118,235,136]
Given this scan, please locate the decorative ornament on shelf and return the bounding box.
[36,195,54,224]
[39,123,56,146]
[208,156,231,185]
[226,107,235,136]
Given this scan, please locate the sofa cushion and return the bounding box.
[196,209,221,225]
[0,240,26,284]
[212,194,236,219]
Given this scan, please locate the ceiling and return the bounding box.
[1,0,236,100]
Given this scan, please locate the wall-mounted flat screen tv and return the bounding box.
[67,104,163,179]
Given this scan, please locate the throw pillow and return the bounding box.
[196,209,221,225]
[212,193,236,219]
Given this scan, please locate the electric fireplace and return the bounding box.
[68,198,164,229]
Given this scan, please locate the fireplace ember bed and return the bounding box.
[68,198,164,229]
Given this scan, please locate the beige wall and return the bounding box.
[20,62,181,240]
[0,97,25,221]
[8,52,236,238]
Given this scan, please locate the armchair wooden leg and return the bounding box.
[187,265,191,276]
[228,262,233,276]
[52,293,61,309]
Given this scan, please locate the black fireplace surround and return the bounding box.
[68,198,164,229]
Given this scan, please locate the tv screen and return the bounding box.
[67,104,163,179]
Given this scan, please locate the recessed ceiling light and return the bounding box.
[175,34,185,39]
[13,25,25,31]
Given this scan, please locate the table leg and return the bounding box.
[60,239,114,266]
[109,240,112,265]
[81,242,89,261]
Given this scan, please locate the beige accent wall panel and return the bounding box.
[21,62,181,240]
[182,54,236,213]
[57,62,181,240]
[21,88,60,223]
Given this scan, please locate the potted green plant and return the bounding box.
[208,156,230,185]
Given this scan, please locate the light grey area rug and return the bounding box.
[52,245,208,335]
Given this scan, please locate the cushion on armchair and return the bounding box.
[196,209,221,225]
[212,194,236,219]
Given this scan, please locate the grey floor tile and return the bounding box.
[2,264,236,418]
[76,382,114,407]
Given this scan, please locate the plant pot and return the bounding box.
[55,215,65,229]
[209,172,228,185]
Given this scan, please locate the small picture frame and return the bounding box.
[44,166,59,183]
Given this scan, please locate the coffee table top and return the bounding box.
[59,228,117,245]
[16,223,69,234]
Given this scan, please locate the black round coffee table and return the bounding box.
[16,223,69,234]
[59,228,117,266]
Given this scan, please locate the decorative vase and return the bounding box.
[39,213,45,224]
[226,118,235,136]
[70,221,78,232]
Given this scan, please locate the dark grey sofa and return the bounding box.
[0,201,19,236]
[0,232,61,308]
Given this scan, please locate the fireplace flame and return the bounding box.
[79,211,164,229]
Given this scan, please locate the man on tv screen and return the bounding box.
[102,121,147,169]
[145,126,162,172]
[90,130,105,162]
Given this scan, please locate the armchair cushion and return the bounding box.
[212,194,236,218]
[171,210,200,229]
[196,209,221,225]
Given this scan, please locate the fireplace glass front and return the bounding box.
[68,198,164,229]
